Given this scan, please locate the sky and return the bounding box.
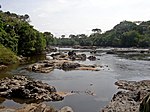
[1,0,150,37]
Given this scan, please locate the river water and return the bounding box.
[0,49,150,112]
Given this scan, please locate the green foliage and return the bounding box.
[57,20,150,47]
[0,10,56,56]
[0,44,18,65]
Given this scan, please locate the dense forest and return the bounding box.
[0,10,150,60]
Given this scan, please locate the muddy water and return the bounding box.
[0,50,150,112]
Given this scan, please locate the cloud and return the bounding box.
[1,0,150,36]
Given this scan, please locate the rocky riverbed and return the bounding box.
[0,76,64,103]
[101,80,150,112]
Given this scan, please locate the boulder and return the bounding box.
[62,62,80,70]
[88,56,96,61]
[59,106,74,112]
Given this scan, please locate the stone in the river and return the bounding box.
[88,56,96,61]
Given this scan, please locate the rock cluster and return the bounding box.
[26,59,100,73]
[101,80,150,112]
[0,76,63,102]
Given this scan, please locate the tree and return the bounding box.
[92,28,102,34]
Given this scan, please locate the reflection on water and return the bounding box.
[0,50,150,112]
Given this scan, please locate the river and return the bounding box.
[0,48,150,112]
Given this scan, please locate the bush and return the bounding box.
[0,44,18,65]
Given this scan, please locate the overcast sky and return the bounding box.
[1,0,150,37]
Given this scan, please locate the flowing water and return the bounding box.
[0,49,150,112]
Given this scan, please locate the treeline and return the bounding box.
[1,10,150,59]
[57,21,150,48]
[0,10,56,56]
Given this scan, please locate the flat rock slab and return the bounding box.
[0,76,64,102]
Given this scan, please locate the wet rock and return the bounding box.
[0,76,63,102]
[68,50,76,57]
[0,103,74,112]
[59,106,74,112]
[88,56,96,61]
[68,52,86,61]
[90,50,97,54]
[26,62,54,73]
[101,80,150,112]
[62,62,80,70]
[50,52,67,60]
[26,59,102,73]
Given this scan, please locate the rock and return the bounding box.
[0,65,7,71]
[59,106,73,112]
[139,93,150,112]
[68,51,86,61]
[68,51,76,57]
[0,76,63,103]
[62,62,80,70]
[90,50,97,54]
[50,52,67,60]
[26,62,54,73]
[26,59,102,73]
[46,46,57,52]
[0,103,74,112]
[101,80,150,112]
[88,56,96,61]
[17,103,57,112]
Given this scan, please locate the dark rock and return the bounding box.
[0,76,63,102]
[62,62,80,70]
[90,50,97,54]
[68,50,76,57]
[88,56,96,61]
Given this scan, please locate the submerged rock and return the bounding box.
[0,76,64,102]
